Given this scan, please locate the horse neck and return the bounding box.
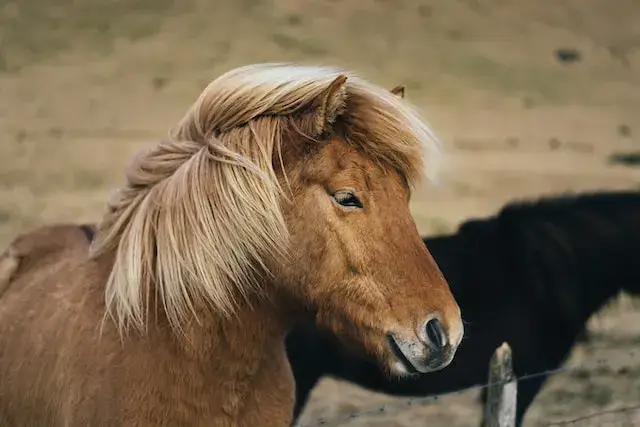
[91,251,294,397]
[502,194,640,327]
[424,224,507,303]
[155,295,296,424]
[422,234,474,298]
[177,294,292,365]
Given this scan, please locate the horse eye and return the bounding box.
[333,191,363,209]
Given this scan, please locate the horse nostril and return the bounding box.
[425,318,447,350]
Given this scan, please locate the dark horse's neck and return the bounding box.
[456,189,640,333]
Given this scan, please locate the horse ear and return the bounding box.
[314,74,348,135]
[390,85,406,99]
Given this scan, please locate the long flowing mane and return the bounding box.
[89,63,442,334]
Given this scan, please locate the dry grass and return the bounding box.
[0,0,639,425]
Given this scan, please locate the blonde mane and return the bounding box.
[89,63,443,334]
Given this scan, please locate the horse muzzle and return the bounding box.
[387,317,463,374]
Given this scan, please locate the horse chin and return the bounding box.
[386,334,429,375]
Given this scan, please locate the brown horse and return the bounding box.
[0,63,463,427]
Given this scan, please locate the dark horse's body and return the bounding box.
[287,190,640,426]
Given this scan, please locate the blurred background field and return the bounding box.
[0,0,639,425]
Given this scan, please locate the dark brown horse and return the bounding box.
[287,189,640,426]
[0,63,463,426]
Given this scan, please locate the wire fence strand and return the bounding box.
[545,403,640,426]
[296,349,639,427]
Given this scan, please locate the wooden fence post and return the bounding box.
[482,342,517,427]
